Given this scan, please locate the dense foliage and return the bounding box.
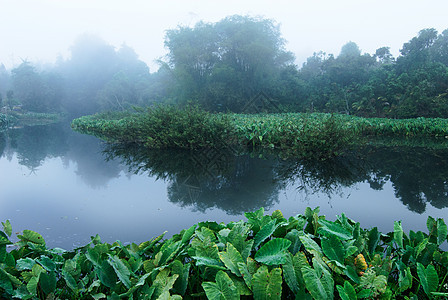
[72,107,361,159]
[163,15,294,111]
[1,207,447,299]
[1,18,448,118]
[72,107,448,159]
[295,29,448,118]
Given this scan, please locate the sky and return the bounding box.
[1,0,448,72]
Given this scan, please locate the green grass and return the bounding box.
[1,207,447,299]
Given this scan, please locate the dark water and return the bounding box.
[1,122,448,250]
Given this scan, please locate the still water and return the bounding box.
[1,122,448,250]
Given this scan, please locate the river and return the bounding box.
[1,122,447,250]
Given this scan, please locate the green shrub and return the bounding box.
[1,208,447,299]
[72,105,236,149]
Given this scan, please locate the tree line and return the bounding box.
[0,15,447,118]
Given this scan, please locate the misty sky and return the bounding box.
[1,0,448,71]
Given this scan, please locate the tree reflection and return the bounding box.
[7,123,68,170]
[360,147,448,213]
[103,145,283,214]
[104,144,448,215]
[0,132,5,157]
[5,122,447,215]
[66,130,122,188]
[3,123,122,187]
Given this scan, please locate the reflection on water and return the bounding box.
[1,122,448,249]
[104,144,448,214]
[104,146,284,214]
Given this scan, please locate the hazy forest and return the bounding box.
[1,15,448,118]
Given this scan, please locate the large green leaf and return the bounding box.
[159,240,183,265]
[245,207,265,222]
[0,268,14,294]
[196,227,217,244]
[108,254,132,289]
[62,269,79,292]
[254,238,291,265]
[359,269,387,295]
[282,253,302,295]
[17,230,45,245]
[336,281,356,300]
[336,213,354,232]
[322,235,345,264]
[417,263,439,298]
[398,266,413,292]
[301,258,334,300]
[193,242,225,269]
[252,265,282,300]
[181,224,197,244]
[437,219,447,246]
[318,219,352,240]
[27,275,40,296]
[284,229,302,255]
[394,221,404,249]
[152,269,180,299]
[37,255,56,272]
[237,262,252,290]
[16,258,36,271]
[226,222,253,261]
[1,220,12,237]
[253,220,278,249]
[95,260,117,289]
[219,243,245,276]
[170,260,190,295]
[344,265,360,284]
[0,233,12,246]
[299,234,322,257]
[40,271,57,295]
[367,227,380,255]
[202,270,239,300]
[415,238,429,258]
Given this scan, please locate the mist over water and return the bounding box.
[1,122,447,250]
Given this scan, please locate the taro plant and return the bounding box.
[72,108,448,160]
[2,208,447,299]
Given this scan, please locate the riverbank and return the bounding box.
[71,106,448,159]
[1,111,64,130]
[1,207,447,299]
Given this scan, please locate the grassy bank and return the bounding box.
[71,106,448,159]
[1,207,447,299]
[1,112,63,129]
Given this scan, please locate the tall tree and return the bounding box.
[11,62,45,112]
[164,15,294,111]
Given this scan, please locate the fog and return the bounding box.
[1,0,447,70]
[1,1,448,118]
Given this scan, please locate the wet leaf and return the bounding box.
[254,238,291,265]
[252,265,282,300]
[202,270,239,300]
[417,263,438,297]
[219,243,245,276]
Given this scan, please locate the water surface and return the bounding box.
[1,122,447,249]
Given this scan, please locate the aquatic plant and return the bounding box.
[72,107,448,160]
[1,208,447,299]
[72,108,361,159]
